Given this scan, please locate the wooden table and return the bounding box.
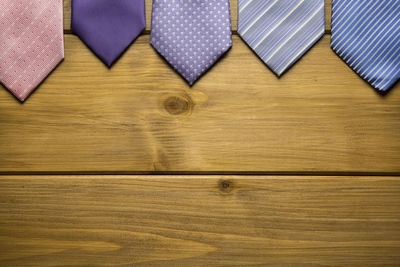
[1,1,400,266]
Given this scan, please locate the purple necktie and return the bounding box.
[150,0,232,85]
[71,0,145,67]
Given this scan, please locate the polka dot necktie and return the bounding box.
[331,0,400,92]
[0,0,64,102]
[71,0,146,67]
[150,0,232,85]
[238,0,325,76]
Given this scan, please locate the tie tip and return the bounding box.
[103,58,116,68]
[186,77,197,86]
[11,92,29,103]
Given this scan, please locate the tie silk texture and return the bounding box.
[151,0,232,85]
[0,0,64,102]
[238,0,325,76]
[71,0,145,67]
[331,0,400,92]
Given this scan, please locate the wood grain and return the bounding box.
[1,35,400,173]
[0,175,399,266]
[2,2,398,266]
[63,0,333,33]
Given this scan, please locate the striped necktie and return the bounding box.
[238,0,325,76]
[331,0,400,92]
[0,0,64,102]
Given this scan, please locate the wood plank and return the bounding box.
[1,35,400,173]
[0,175,399,266]
[63,0,333,33]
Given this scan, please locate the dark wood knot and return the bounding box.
[164,95,192,115]
[219,180,234,194]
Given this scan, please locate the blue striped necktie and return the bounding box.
[238,0,325,76]
[331,0,400,92]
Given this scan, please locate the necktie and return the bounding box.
[0,0,64,102]
[150,0,232,85]
[71,0,146,67]
[238,0,325,76]
[331,0,400,92]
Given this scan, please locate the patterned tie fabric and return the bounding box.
[150,0,232,85]
[238,0,325,76]
[71,0,146,67]
[331,0,400,92]
[0,0,64,102]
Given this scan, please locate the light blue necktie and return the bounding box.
[238,0,325,76]
[331,0,400,92]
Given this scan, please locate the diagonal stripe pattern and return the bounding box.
[238,0,325,76]
[331,0,400,92]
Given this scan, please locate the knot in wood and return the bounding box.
[219,180,234,193]
[164,95,192,115]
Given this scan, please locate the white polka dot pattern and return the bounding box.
[0,0,64,102]
[150,0,232,85]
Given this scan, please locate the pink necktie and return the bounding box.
[0,0,64,102]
